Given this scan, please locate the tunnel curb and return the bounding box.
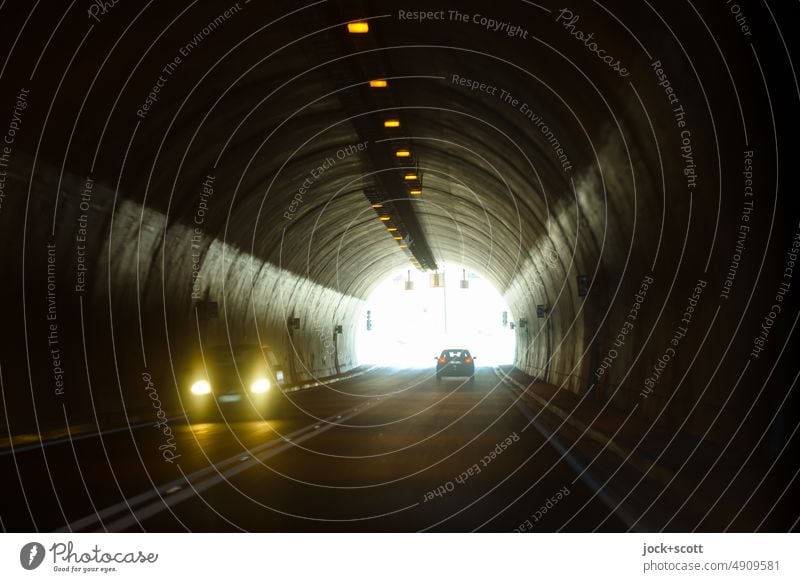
[282,365,378,393]
[494,367,676,487]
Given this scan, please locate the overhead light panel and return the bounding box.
[369,79,388,88]
[347,21,370,34]
[387,227,398,232]
[404,173,418,181]
[384,119,400,128]
[409,189,422,195]
[371,203,383,208]
[395,149,411,158]
[379,216,391,221]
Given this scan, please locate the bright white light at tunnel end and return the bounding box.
[357,264,516,368]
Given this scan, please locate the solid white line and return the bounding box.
[101,399,387,531]
[0,417,184,457]
[4,366,379,458]
[56,404,367,533]
[494,368,646,531]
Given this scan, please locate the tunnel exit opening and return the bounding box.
[356,264,516,368]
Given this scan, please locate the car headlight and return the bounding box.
[251,378,271,393]
[190,380,212,395]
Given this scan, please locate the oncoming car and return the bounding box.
[186,343,286,420]
[435,348,476,383]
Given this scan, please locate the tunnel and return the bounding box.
[0,0,798,536]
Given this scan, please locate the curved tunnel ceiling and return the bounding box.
[0,0,797,447]
[6,0,644,295]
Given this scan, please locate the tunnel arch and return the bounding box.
[356,263,517,369]
[0,0,791,459]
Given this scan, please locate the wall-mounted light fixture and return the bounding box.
[577,274,591,297]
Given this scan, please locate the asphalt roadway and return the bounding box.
[0,368,627,532]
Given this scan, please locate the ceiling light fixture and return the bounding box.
[347,22,370,33]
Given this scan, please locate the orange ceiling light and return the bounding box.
[347,21,370,34]
[371,203,383,208]
[384,119,400,128]
[369,79,388,88]
[404,173,418,181]
[409,189,422,195]
[395,149,411,158]
[379,216,391,221]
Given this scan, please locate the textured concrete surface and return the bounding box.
[0,0,796,460]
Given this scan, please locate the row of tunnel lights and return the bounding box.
[349,20,423,270]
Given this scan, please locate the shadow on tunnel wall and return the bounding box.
[0,155,364,433]
[0,0,797,477]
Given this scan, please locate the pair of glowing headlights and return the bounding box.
[190,378,271,395]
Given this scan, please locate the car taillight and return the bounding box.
[465,357,472,363]
[439,357,447,363]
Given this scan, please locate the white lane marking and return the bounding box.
[0,417,184,457]
[7,368,383,457]
[57,405,364,533]
[500,374,644,531]
[101,402,378,532]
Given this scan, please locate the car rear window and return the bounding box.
[441,350,471,359]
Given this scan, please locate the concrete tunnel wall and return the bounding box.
[0,0,794,446]
[0,158,367,432]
